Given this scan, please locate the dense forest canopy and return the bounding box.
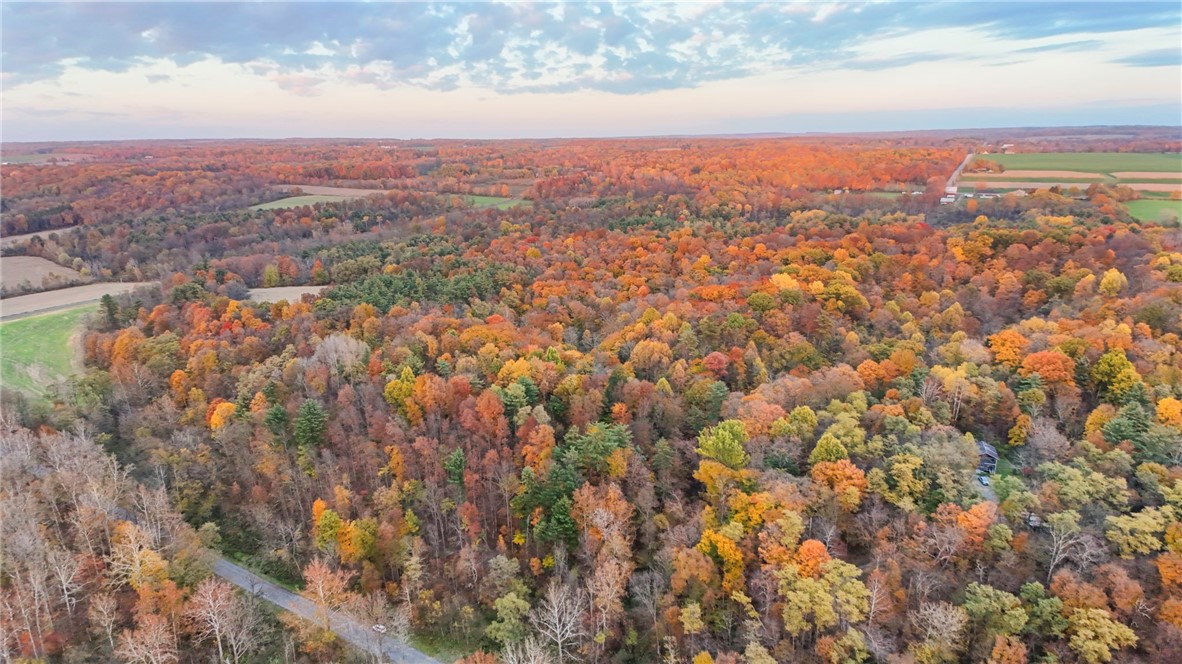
[3,133,1182,664]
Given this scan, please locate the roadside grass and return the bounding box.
[250,194,353,211]
[224,550,303,592]
[990,152,1182,173]
[410,629,485,663]
[1126,199,1182,223]
[0,305,90,397]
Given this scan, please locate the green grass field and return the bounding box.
[0,306,90,396]
[250,195,352,211]
[1126,199,1182,222]
[1,154,46,164]
[990,152,1182,173]
[466,195,528,210]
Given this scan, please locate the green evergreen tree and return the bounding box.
[294,399,327,449]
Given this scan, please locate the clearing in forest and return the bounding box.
[465,194,528,209]
[1125,198,1182,222]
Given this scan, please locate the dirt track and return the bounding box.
[0,282,155,320]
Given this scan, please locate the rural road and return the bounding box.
[0,282,154,320]
[212,558,441,664]
[947,152,974,191]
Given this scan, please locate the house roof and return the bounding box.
[977,441,999,459]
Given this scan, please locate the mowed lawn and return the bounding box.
[0,305,89,396]
[1126,199,1182,223]
[250,194,352,211]
[990,152,1182,174]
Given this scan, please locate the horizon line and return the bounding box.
[5,123,1182,147]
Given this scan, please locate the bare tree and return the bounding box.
[186,578,234,663]
[531,581,588,664]
[628,570,666,629]
[502,636,556,664]
[914,601,968,649]
[223,594,270,664]
[1045,511,1084,584]
[1023,417,1071,465]
[117,613,178,664]
[865,571,890,625]
[186,578,270,664]
[45,547,81,616]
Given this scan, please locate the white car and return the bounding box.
[372,624,387,634]
[978,475,990,487]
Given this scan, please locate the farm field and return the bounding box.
[967,152,1181,196]
[989,152,1182,173]
[0,305,88,396]
[0,281,152,320]
[0,152,95,165]
[970,180,1181,193]
[275,184,388,197]
[250,194,353,210]
[1,255,83,291]
[1125,198,1182,222]
[251,184,394,209]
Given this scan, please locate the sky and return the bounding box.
[3,1,1181,141]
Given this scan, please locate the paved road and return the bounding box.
[0,282,154,320]
[212,558,440,664]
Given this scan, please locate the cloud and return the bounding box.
[2,1,1179,96]
[1012,40,1105,54]
[1114,49,1182,68]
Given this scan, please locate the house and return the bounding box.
[977,441,999,474]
